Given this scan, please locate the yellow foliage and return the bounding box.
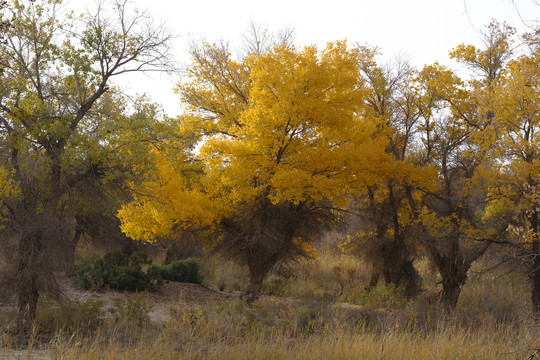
[119,41,393,243]
[293,238,319,258]
[0,167,20,201]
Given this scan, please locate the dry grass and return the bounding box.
[3,312,538,360]
[2,251,540,359]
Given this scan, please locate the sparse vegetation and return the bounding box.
[110,293,153,326]
[1,252,539,359]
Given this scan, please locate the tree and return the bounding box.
[0,0,172,337]
[342,46,434,297]
[481,33,540,314]
[119,41,392,303]
[61,96,179,275]
[410,21,514,310]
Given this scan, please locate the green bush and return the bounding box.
[76,251,158,291]
[108,266,151,291]
[157,258,204,284]
[75,252,204,291]
[104,251,127,267]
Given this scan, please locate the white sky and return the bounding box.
[71,0,540,116]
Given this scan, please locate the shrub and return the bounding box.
[110,293,152,325]
[358,284,410,308]
[150,258,204,285]
[108,266,151,292]
[129,253,152,268]
[75,251,159,291]
[76,252,204,291]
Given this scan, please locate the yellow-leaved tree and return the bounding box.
[342,45,436,298]
[409,21,514,310]
[481,33,540,313]
[119,41,392,302]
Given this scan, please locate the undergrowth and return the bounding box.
[0,252,538,359]
[75,251,204,291]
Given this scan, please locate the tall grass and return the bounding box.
[1,251,539,359]
[3,305,538,360]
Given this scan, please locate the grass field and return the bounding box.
[1,252,539,359]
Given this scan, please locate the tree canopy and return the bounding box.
[0,0,173,337]
[119,41,394,301]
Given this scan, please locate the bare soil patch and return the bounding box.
[57,275,239,322]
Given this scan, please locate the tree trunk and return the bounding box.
[385,181,421,297]
[438,253,469,312]
[16,231,42,339]
[440,274,465,312]
[241,258,278,304]
[366,264,381,291]
[532,238,540,315]
[64,218,83,277]
[241,270,265,304]
[530,206,540,315]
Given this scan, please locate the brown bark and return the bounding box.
[435,239,488,311]
[530,208,540,315]
[64,219,83,277]
[241,271,265,304]
[366,265,381,291]
[531,247,540,315]
[16,230,42,339]
[363,182,421,297]
[439,267,467,311]
[240,262,273,304]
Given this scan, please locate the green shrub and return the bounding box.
[75,251,159,291]
[151,258,204,285]
[129,252,152,267]
[108,266,151,292]
[104,251,127,267]
[76,252,204,291]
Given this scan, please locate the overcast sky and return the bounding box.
[71,0,540,116]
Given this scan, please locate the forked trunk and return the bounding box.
[439,262,468,312]
[365,245,421,298]
[440,277,464,312]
